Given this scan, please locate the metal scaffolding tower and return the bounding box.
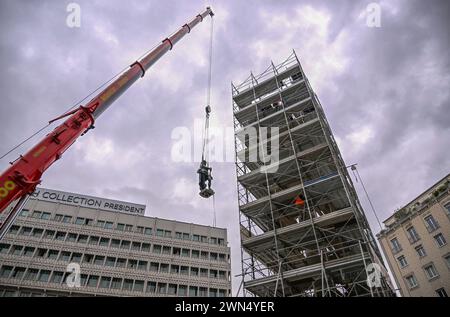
[232,51,394,297]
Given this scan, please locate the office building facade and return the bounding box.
[378,174,450,297]
[0,187,231,297]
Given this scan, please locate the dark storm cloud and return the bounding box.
[1,0,449,294]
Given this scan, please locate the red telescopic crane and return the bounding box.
[0,7,214,218]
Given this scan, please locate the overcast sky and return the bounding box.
[0,0,449,295]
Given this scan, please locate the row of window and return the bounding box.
[404,261,449,297]
[6,225,229,262]
[0,265,228,297]
[0,244,229,280]
[390,231,447,254]
[20,209,225,245]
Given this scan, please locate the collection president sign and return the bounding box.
[31,188,146,215]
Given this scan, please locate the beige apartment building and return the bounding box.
[0,187,231,297]
[377,174,450,297]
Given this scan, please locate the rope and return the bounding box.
[212,193,217,227]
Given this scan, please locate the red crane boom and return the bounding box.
[0,7,214,214]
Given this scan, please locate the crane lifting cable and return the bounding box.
[197,13,215,199]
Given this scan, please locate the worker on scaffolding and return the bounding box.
[198,159,214,198]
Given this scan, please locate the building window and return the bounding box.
[444,203,450,216]
[157,283,167,294]
[398,256,408,268]
[50,271,64,284]
[99,237,110,246]
[59,251,71,261]
[209,288,218,297]
[87,275,99,288]
[141,243,151,252]
[23,247,35,257]
[89,236,100,245]
[71,253,82,263]
[111,239,121,248]
[390,238,402,253]
[179,285,187,296]
[199,287,208,297]
[190,267,199,276]
[405,275,418,289]
[436,288,448,298]
[434,233,447,247]
[75,217,85,225]
[189,286,198,297]
[164,230,172,238]
[31,211,42,218]
[124,224,133,232]
[105,257,116,267]
[55,231,66,241]
[219,289,226,297]
[160,263,169,273]
[47,250,59,260]
[210,237,217,245]
[0,266,13,278]
[99,277,111,289]
[83,254,94,264]
[134,280,144,292]
[94,256,105,266]
[424,215,440,233]
[175,232,182,239]
[152,244,162,254]
[219,271,226,280]
[162,246,171,255]
[66,233,77,242]
[210,252,218,261]
[123,279,134,291]
[77,235,88,244]
[38,270,51,283]
[144,227,152,235]
[183,233,190,240]
[120,240,130,250]
[156,229,164,237]
[192,250,200,258]
[137,261,147,270]
[146,281,156,293]
[201,236,208,243]
[150,262,159,272]
[131,242,141,251]
[54,214,63,222]
[406,226,420,243]
[20,209,29,217]
[219,254,226,262]
[180,266,189,276]
[218,238,225,246]
[445,255,450,269]
[41,212,51,220]
[116,223,125,231]
[424,264,439,280]
[0,243,10,254]
[62,215,72,223]
[111,278,122,289]
[181,249,190,257]
[201,251,208,260]
[9,225,20,234]
[11,245,23,255]
[173,248,181,256]
[128,260,138,269]
[96,220,105,228]
[31,228,43,238]
[200,268,208,278]
[193,234,200,242]
[415,245,426,257]
[210,269,218,279]
[20,227,32,236]
[105,222,113,229]
[116,258,126,268]
[24,268,39,281]
[168,284,177,295]
[44,230,55,239]
[170,265,179,274]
